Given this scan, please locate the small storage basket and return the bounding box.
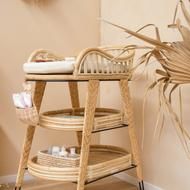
[15,105,39,126]
[37,149,80,168]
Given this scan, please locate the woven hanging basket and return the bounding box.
[16,105,39,126]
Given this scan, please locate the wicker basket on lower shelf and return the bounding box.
[37,150,80,168]
[28,145,132,182]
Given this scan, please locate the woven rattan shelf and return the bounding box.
[38,108,123,131]
[28,145,131,182]
[15,46,144,190]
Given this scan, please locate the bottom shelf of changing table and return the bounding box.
[27,145,132,183]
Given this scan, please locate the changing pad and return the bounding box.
[23,58,75,74]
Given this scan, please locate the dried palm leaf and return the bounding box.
[102,0,190,157]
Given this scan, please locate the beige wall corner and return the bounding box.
[0,0,100,176]
[100,0,190,190]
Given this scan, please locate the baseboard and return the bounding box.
[0,173,65,189]
[1,172,162,190]
[115,173,163,190]
[0,172,33,184]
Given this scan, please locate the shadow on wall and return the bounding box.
[22,0,55,7]
[0,126,19,176]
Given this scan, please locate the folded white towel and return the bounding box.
[13,92,32,108]
[23,59,75,74]
[12,93,26,109]
[21,92,32,108]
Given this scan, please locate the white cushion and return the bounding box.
[23,59,75,74]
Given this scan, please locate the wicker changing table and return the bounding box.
[15,46,144,190]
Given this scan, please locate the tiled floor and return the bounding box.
[7,177,137,190]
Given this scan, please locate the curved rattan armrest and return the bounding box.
[74,46,135,76]
[27,49,65,62]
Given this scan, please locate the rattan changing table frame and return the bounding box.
[14,46,144,190]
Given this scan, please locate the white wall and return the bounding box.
[100,0,190,190]
[0,0,100,176]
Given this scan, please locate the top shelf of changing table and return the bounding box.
[24,46,134,82]
[25,73,130,82]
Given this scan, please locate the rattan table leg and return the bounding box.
[68,81,80,108]
[77,80,99,190]
[68,81,82,145]
[33,82,46,112]
[119,79,143,182]
[15,126,35,189]
[15,81,46,189]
